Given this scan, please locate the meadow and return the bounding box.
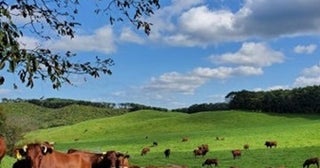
[2,110,320,168]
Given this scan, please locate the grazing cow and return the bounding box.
[181,137,188,142]
[164,149,171,158]
[265,141,277,148]
[202,158,218,167]
[194,144,209,158]
[243,144,249,150]
[303,157,319,168]
[231,149,241,159]
[141,147,150,156]
[152,141,158,147]
[0,135,6,163]
[21,143,91,168]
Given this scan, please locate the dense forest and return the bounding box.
[174,85,320,114]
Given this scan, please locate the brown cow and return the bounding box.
[0,135,6,163]
[141,147,150,156]
[303,157,319,168]
[231,149,241,159]
[67,148,115,168]
[202,158,218,167]
[21,143,91,168]
[116,152,130,168]
[194,144,209,157]
[265,141,277,148]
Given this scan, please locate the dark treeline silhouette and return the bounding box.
[2,85,320,114]
[172,102,229,113]
[226,85,320,114]
[118,102,169,112]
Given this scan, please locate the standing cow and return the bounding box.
[164,149,171,158]
[20,143,91,168]
[231,149,241,159]
[141,147,150,156]
[265,141,277,148]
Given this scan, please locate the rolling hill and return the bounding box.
[6,110,319,168]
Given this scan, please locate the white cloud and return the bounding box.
[119,28,145,44]
[18,36,41,49]
[236,0,320,37]
[140,41,286,95]
[143,71,206,95]
[192,66,263,79]
[211,42,284,67]
[46,26,116,54]
[142,65,263,95]
[149,0,320,46]
[294,44,317,54]
[294,64,320,87]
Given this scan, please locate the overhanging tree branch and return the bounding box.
[0,0,160,89]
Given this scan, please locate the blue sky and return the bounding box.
[1,0,320,109]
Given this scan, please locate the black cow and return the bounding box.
[265,141,277,148]
[164,149,171,158]
[303,157,319,168]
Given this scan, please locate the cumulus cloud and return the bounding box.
[141,41,284,95]
[142,65,263,95]
[119,28,145,44]
[236,0,320,37]
[143,72,206,95]
[150,0,320,46]
[46,26,116,54]
[192,66,263,79]
[211,42,285,67]
[294,44,317,54]
[18,36,41,49]
[294,64,320,87]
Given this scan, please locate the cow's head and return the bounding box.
[19,143,54,168]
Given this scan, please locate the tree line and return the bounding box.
[2,85,320,114]
[173,85,320,114]
[225,85,320,114]
[1,98,168,112]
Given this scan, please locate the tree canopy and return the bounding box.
[0,0,160,89]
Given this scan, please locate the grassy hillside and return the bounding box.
[3,110,320,167]
[0,102,127,132]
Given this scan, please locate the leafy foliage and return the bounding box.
[0,0,160,89]
[226,85,320,114]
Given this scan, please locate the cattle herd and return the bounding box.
[0,135,319,168]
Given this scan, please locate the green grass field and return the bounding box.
[3,110,320,168]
